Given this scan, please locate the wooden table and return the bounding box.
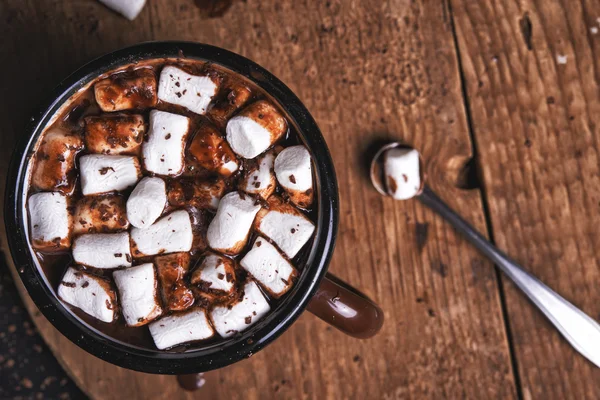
[0,0,598,398]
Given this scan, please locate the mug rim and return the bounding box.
[4,41,339,374]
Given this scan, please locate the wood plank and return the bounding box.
[449,0,600,398]
[1,0,517,398]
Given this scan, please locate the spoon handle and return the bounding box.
[419,185,600,368]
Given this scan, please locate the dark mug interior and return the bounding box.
[4,41,339,374]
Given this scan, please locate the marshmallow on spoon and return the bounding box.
[206,191,261,255]
[240,237,297,298]
[72,232,132,269]
[73,195,129,235]
[155,252,195,312]
[190,252,236,295]
[187,121,239,177]
[130,210,193,257]
[94,68,157,112]
[157,66,219,115]
[239,149,277,200]
[207,83,252,129]
[28,192,71,251]
[32,128,83,194]
[383,148,421,200]
[254,196,315,258]
[126,177,167,229]
[84,114,145,155]
[149,308,214,350]
[57,267,117,323]
[226,100,287,159]
[79,154,141,196]
[113,263,163,326]
[142,110,190,176]
[211,281,270,338]
[274,145,314,208]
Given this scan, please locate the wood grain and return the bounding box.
[0,0,518,398]
[450,0,600,398]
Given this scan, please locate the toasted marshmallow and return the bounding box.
[98,0,147,20]
[167,179,226,211]
[84,114,145,155]
[126,177,167,229]
[188,122,239,177]
[255,196,315,258]
[143,110,190,176]
[94,68,157,112]
[207,84,252,129]
[206,191,261,255]
[239,150,276,199]
[274,146,314,208]
[157,66,219,115]
[226,100,287,159]
[73,195,129,235]
[155,253,194,312]
[32,128,83,194]
[240,237,297,298]
[211,281,270,338]
[149,308,214,350]
[72,232,132,269]
[58,267,116,323]
[79,154,141,196]
[113,263,162,326]
[130,210,193,257]
[192,180,227,211]
[28,192,70,251]
[384,148,421,200]
[190,252,236,295]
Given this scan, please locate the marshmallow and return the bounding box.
[94,68,157,112]
[254,196,315,258]
[188,121,239,177]
[167,179,226,211]
[157,66,219,115]
[72,232,132,269]
[274,145,314,208]
[73,195,129,235]
[28,192,71,251]
[211,281,270,338]
[58,267,116,323]
[32,128,83,194]
[84,114,145,155]
[155,253,194,312]
[98,0,147,20]
[207,83,252,129]
[130,210,193,257]
[149,308,214,350]
[126,177,167,229]
[79,154,141,196]
[113,263,162,326]
[383,148,422,200]
[206,191,261,255]
[239,149,276,200]
[190,252,236,295]
[240,237,297,298]
[226,100,287,159]
[142,110,190,176]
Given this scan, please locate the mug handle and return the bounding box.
[306,273,384,338]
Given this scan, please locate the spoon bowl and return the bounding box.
[369,142,426,198]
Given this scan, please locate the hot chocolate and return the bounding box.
[25,57,317,351]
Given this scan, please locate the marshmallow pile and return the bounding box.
[27,60,317,351]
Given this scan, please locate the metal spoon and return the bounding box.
[370,142,600,368]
